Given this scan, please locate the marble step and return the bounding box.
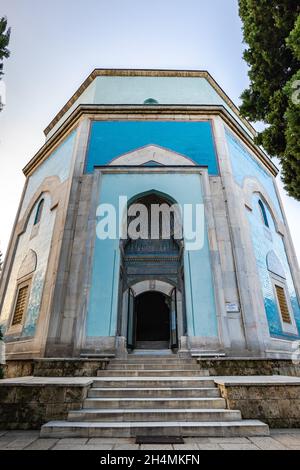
[92,377,215,388]
[41,420,269,438]
[108,359,199,364]
[107,363,200,370]
[67,408,241,422]
[83,397,226,409]
[88,387,220,398]
[128,349,172,355]
[97,369,209,377]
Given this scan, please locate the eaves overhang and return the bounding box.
[23,104,279,178]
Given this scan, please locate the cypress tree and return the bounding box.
[239,1,300,199]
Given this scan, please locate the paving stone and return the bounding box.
[83,444,114,450]
[25,439,59,450]
[140,444,173,450]
[51,445,79,451]
[184,437,210,443]
[88,437,132,444]
[196,444,222,450]
[0,442,15,450]
[52,444,114,450]
[249,437,288,450]
[0,435,12,441]
[3,430,40,437]
[208,437,250,444]
[271,429,300,435]
[4,437,39,450]
[173,444,199,450]
[0,436,19,446]
[219,443,259,450]
[271,434,300,447]
[0,432,39,448]
[113,444,140,450]
[58,438,88,445]
[3,430,300,450]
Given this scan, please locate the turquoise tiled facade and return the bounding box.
[247,193,300,340]
[0,132,76,338]
[86,121,218,174]
[226,126,300,341]
[0,194,56,337]
[86,172,218,340]
[20,131,76,218]
[226,128,283,220]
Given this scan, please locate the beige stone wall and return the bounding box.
[3,358,109,378]
[218,383,300,428]
[198,358,300,376]
[0,380,91,430]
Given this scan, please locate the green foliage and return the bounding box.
[238,1,300,200]
[283,68,300,199]
[0,16,10,78]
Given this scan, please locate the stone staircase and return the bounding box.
[41,356,269,438]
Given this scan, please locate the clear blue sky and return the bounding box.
[0,0,299,260]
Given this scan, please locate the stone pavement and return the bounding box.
[0,429,300,450]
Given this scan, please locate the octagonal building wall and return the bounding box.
[0,69,299,360]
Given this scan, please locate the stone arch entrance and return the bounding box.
[122,279,183,351]
[135,291,170,348]
[117,191,186,352]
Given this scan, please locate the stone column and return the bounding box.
[213,117,270,354]
[45,118,91,356]
[201,169,231,350]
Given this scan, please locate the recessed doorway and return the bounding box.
[135,291,170,349]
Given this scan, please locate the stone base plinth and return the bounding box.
[216,376,300,428]
[3,358,110,378]
[197,358,300,376]
[0,377,93,430]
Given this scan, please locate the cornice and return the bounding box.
[23,105,278,178]
[43,68,256,137]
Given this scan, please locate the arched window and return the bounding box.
[34,199,44,225]
[258,199,269,228]
[143,98,159,105]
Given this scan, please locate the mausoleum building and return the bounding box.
[1,69,300,360]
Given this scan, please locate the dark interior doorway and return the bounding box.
[135,291,170,343]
